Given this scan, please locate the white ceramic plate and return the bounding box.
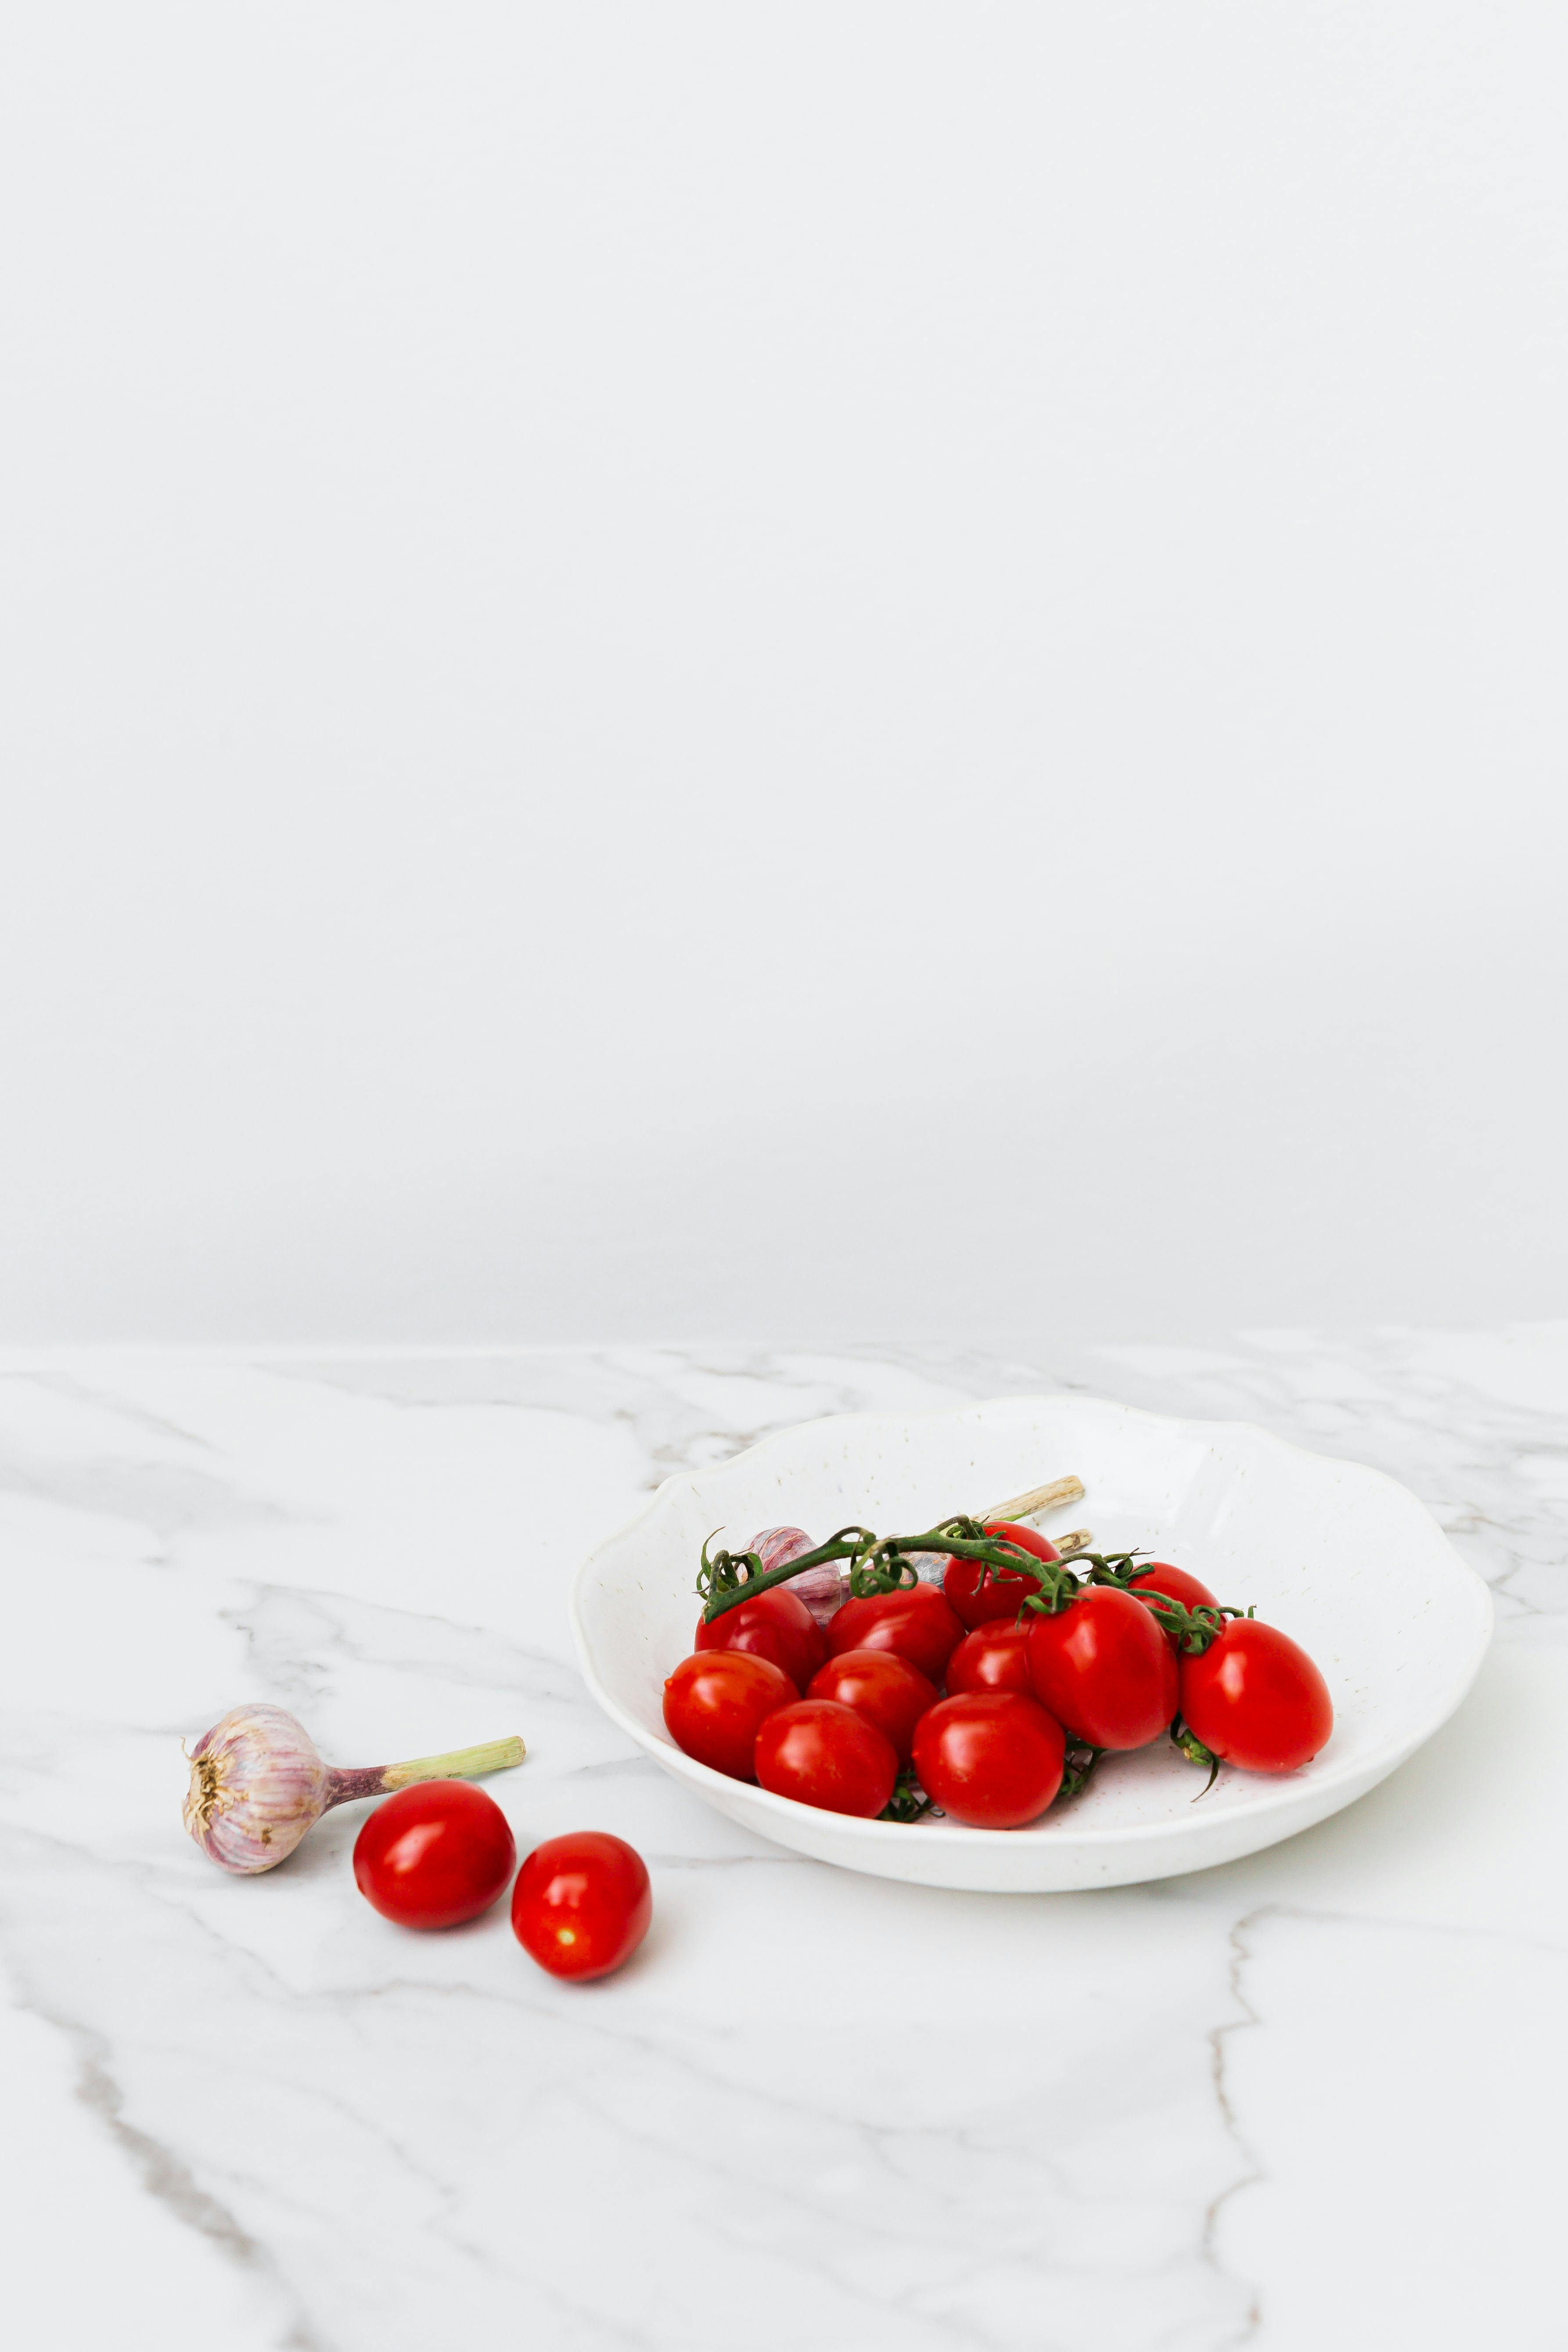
[569,1395,1492,1892]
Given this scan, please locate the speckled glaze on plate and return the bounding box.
[569,1395,1492,1892]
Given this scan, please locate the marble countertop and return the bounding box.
[2,1328,1565,2351]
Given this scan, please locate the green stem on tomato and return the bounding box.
[696,1526,874,1620]
[1009,1552,1147,1622]
[698,1520,1091,1623]
[1170,1715,1222,1797]
[698,1515,1262,1676]
[880,1770,935,1823]
[1126,1592,1256,1655]
[1058,1744,1104,1802]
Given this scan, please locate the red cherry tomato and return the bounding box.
[806,1648,938,1764]
[1180,1620,1333,1772]
[945,1616,1034,1697]
[511,1831,652,1981]
[753,1698,898,1817]
[1026,1587,1179,1749]
[912,1692,1065,1828]
[663,1649,795,1779]
[825,1585,965,1684]
[942,1521,1059,1631]
[1126,1562,1219,1646]
[694,1586,825,1692]
[352,1780,517,1930]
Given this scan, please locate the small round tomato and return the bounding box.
[825,1585,965,1684]
[806,1648,937,1764]
[352,1780,516,1930]
[1127,1562,1219,1645]
[942,1521,1059,1630]
[1180,1620,1333,1772]
[945,1616,1033,1697]
[1026,1587,1179,1749]
[663,1649,795,1779]
[694,1585,825,1692]
[754,1698,898,1817]
[912,1692,1065,1828]
[511,1831,652,1981]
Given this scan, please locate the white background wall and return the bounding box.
[3,4,1564,1348]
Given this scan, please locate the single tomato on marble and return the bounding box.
[511,1831,652,1982]
[352,1781,517,1930]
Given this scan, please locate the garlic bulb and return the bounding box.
[183,1704,525,1875]
[745,1526,845,1628]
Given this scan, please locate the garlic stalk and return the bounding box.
[183,1703,525,1875]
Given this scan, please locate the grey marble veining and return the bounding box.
[0,1328,1564,2350]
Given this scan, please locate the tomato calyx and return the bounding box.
[879,1769,937,1823]
[1061,1562,1255,1655]
[845,1550,934,1600]
[1073,1561,1257,1659]
[1058,1742,1104,1802]
[1133,1596,1256,1657]
[1170,1714,1222,1797]
[1010,1550,1142,1621]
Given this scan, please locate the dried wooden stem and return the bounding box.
[981,1474,1086,1523]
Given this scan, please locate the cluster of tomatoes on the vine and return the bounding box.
[663,1519,1333,1828]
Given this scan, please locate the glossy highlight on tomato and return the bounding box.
[943,1521,1059,1631]
[825,1584,965,1684]
[694,1584,825,1692]
[807,1648,937,1764]
[511,1831,652,1981]
[1180,1620,1333,1772]
[1026,1586,1178,1749]
[754,1697,898,1817]
[352,1780,517,1930]
[663,1649,794,1779]
[912,1692,1065,1828]
[945,1616,1033,1697]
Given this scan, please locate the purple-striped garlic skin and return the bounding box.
[183,1703,332,1874]
[745,1525,844,1628]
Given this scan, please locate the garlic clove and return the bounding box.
[745,1526,845,1628]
